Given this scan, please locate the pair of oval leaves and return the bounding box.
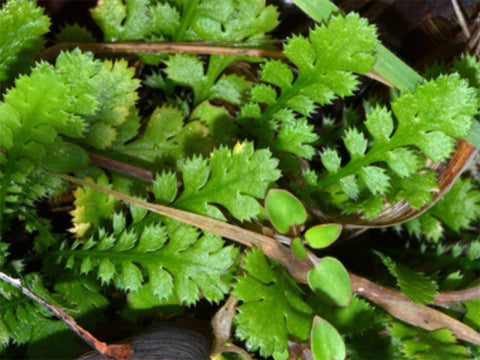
[265,189,351,308]
[265,189,342,248]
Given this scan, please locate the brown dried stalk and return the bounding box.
[38,41,394,88]
[38,41,286,61]
[53,172,480,345]
[351,273,480,345]
[434,284,480,304]
[0,272,132,360]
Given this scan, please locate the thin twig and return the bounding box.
[433,284,480,304]
[351,273,480,344]
[52,172,480,345]
[38,41,395,88]
[0,272,133,360]
[38,41,286,61]
[468,24,480,51]
[468,10,480,53]
[451,0,471,38]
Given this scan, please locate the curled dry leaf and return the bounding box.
[211,294,239,356]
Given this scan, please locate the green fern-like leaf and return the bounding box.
[69,174,119,238]
[92,0,278,106]
[90,0,151,42]
[0,274,68,351]
[56,218,238,305]
[233,248,313,357]
[153,141,281,221]
[0,50,103,232]
[165,55,252,105]
[110,105,216,167]
[0,0,50,82]
[406,177,480,242]
[390,322,470,360]
[308,74,478,217]
[237,13,378,159]
[55,23,96,42]
[81,59,140,149]
[92,0,278,43]
[377,253,438,305]
[308,294,377,336]
[0,47,143,233]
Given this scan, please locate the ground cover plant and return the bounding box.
[2,0,480,359]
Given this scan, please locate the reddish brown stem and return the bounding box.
[0,272,133,360]
[433,284,480,304]
[351,273,480,344]
[88,152,154,182]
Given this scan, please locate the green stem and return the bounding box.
[174,0,201,42]
[195,55,234,105]
[316,141,396,189]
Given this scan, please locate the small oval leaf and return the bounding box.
[304,224,342,249]
[310,316,346,360]
[291,237,307,260]
[265,189,307,234]
[308,257,352,307]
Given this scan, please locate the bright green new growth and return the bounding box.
[0,50,100,232]
[377,253,438,305]
[0,47,145,234]
[238,13,378,159]
[0,0,50,83]
[154,142,281,221]
[234,248,313,357]
[307,74,478,217]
